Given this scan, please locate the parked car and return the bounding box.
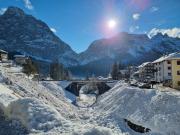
[139,83,151,89]
[163,80,172,87]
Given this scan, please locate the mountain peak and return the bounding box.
[3,6,25,17]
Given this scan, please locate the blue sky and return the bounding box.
[0,0,180,53]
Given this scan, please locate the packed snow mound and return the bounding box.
[0,83,19,113]
[41,81,65,98]
[80,83,99,95]
[6,98,69,132]
[95,83,180,135]
[72,127,127,135]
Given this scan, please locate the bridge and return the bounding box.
[64,80,116,96]
[40,79,117,96]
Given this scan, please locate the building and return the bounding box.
[0,49,8,62]
[153,52,180,90]
[138,62,154,82]
[153,56,172,83]
[171,55,180,90]
[14,55,29,65]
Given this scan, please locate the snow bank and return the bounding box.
[72,126,127,135]
[0,84,19,113]
[41,81,76,103]
[6,98,69,132]
[41,81,65,97]
[58,81,72,89]
[95,83,180,135]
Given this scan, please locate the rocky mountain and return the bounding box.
[0,7,180,76]
[72,32,180,76]
[0,6,78,67]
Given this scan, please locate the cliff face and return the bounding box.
[0,6,79,67]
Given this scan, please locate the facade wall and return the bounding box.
[172,59,180,90]
[154,62,163,82]
[154,61,172,82]
[15,57,27,65]
[163,60,172,80]
[139,63,154,81]
[0,54,8,61]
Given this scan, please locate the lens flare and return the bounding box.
[107,19,117,29]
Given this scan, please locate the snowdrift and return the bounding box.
[5,98,69,133]
[95,83,180,135]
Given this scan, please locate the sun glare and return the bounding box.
[107,19,117,29]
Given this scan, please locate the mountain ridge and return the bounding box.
[0,6,79,67]
[0,6,180,76]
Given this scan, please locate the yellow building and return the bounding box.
[171,59,180,90]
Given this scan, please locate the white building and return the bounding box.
[138,62,154,81]
[153,52,180,83]
[14,55,29,65]
[0,49,8,62]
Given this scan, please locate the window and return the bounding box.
[159,67,161,71]
[168,73,171,76]
[177,61,180,65]
[178,81,180,86]
[167,61,171,64]
[177,71,180,75]
[168,67,171,70]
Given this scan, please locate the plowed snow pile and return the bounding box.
[6,98,70,132]
[1,63,180,135]
[94,82,180,135]
[0,63,126,135]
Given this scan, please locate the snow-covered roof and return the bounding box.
[138,62,150,68]
[153,52,180,63]
[133,70,140,74]
[14,55,27,58]
[0,49,8,54]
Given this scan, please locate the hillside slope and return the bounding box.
[94,82,180,135]
[0,7,78,67]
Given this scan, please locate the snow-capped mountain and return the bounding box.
[74,32,180,76]
[0,7,180,76]
[79,32,180,65]
[0,6,78,67]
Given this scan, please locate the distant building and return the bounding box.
[153,52,180,90]
[14,55,29,65]
[120,66,138,79]
[0,49,8,62]
[138,62,154,82]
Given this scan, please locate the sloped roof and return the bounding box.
[0,49,8,54]
[14,55,27,58]
[153,52,180,63]
[138,62,150,68]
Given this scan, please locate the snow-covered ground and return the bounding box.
[94,82,180,135]
[0,62,180,135]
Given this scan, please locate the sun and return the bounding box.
[107,19,117,29]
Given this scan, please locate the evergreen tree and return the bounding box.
[23,58,37,76]
[111,62,119,80]
[118,61,124,79]
[50,60,64,80]
[49,60,71,80]
[63,69,71,80]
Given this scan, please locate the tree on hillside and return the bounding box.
[50,60,64,80]
[111,62,119,80]
[23,58,37,76]
[63,69,71,80]
[50,60,71,80]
